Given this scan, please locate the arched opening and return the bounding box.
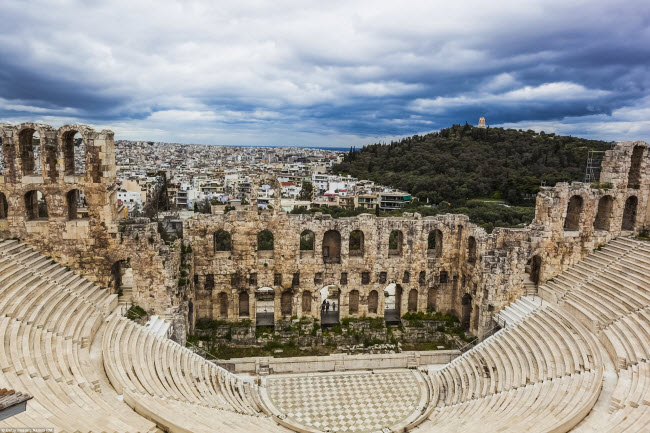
[384,283,402,324]
[402,271,410,283]
[627,145,644,188]
[564,195,583,231]
[300,230,314,252]
[388,230,403,255]
[25,190,48,220]
[467,236,477,264]
[427,288,436,311]
[111,260,133,299]
[594,195,614,231]
[527,255,542,285]
[428,229,443,256]
[19,128,41,176]
[408,289,418,312]
[62,130,86,176]
[281,291,292,316]
[368,290,378,314]
[348,290,359,314]
[419,271,426,286]
[214,229,232,252]
[0,192,8,219]
[322,230,341,263]
[255,287,275,327]
[257,230,274,251]
[320,285,340,327]
[217,292,228,318]
[622,196,638,231]
[302,290,312,315]
[461,294,473,331]
[66,189,87,220]
[238,292,249,317]
[349,230,364,256]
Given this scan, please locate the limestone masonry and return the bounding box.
[0,123,648,342]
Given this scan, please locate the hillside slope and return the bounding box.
[334,124,611,205]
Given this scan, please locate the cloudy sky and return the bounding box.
[1,0,649,147]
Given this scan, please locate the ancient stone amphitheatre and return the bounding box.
[0,122,649,432]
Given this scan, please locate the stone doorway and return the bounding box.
[255,287,275,327]
[319,285,340,327]
[384,283,402,324]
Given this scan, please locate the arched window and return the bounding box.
[281,291,292,316]
[66,189,87,220]
[622,196,638,231]
[461,294,472,331]
[368,290,378,314]
[0,192,8,219]
[627,145,644,188]
[594,195,614,231]
[62,130,86,176]
[322,230,341,263]
[300,230,314,251]
[388,230,403,255]
[214,229,232,251]
[218,292,228,318]
[467,236,477,264]
[238,292,249,317]
[564,195,583,231]
[408,289,418,312]
[25,190,47,220]
[302,291,312,314]
[19,128,41,176]
[348,290,359,314]
[257,230,274,250]
[428,230,443,256]
[402,271,410,283]
[349,230,364,256]
[427,288,436,311]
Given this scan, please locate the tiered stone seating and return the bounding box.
[419,371,601,432]
[430,303,602,409]
[418,237,650,432]
[495,295,545,327]
[0,240,158,432]
[103,314,286,431]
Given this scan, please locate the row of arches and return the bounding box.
[0,189,88,221]
[213,228,456,261]
[1,125,94,178]
[564,194,638,232]
[212,286,431,319]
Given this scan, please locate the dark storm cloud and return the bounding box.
[0,0,649,145]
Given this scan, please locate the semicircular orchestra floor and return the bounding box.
[259,369,429,433]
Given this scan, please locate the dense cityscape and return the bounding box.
[115,139,411,216]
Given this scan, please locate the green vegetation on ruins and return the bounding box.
[327,124,611,231]
[187,312,471,359]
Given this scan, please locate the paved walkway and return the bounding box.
[261,369,427,433]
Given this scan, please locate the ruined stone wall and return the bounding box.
[0,123,189,331]
[185,140,650,339]
[0,122,647,342]
[186,210,493,335]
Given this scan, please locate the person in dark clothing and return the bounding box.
[326,301,330,312]
[332,302,336,311]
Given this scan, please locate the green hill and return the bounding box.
[334,124,612,206]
